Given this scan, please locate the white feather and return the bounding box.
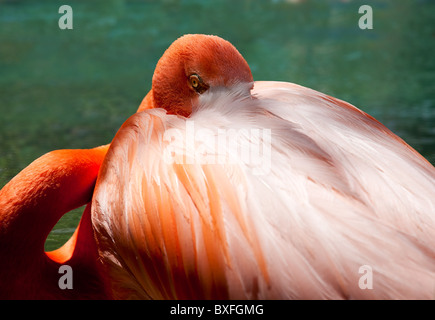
[92,81,435,299]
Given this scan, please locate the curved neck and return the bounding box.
[136,90,155,112]
[0,146,108,264]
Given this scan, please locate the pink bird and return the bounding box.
[91,34,435,299]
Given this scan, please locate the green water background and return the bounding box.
[0,0,434,251]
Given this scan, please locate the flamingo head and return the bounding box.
[150,34,254,117]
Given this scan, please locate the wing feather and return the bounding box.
[92,82,435,299]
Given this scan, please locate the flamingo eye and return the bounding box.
[189,74,209,94]
[190,75,199,88]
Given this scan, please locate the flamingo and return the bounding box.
[1,34,434,300]
[91,34,435,299]
[0,34,252,299]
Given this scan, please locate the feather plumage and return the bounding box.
[92,81,435,299]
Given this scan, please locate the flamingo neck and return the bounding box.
[0,147,107,269]
[136,90,156,113]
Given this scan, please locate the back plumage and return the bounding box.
[92,81,435,299]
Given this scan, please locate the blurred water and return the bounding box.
[0,0,434,250]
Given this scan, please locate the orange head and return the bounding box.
[147,34,254,117]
